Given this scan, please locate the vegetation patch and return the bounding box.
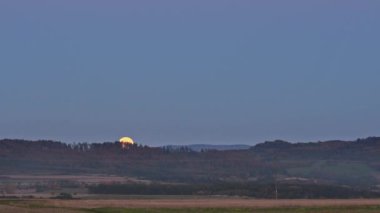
[86,206,380,213]
[87,182,380,199]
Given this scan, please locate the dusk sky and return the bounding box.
[1,1,380,145]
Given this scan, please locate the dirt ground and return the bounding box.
[2,198,380,213]
[29,198,380,208]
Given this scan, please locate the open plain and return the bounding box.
[2,198,380,213]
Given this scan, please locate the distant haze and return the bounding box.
[1,1,380,145]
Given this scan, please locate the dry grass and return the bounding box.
[42,198,380,208]
[2,198,380,213]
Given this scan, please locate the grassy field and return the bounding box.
[89,206,380,213]
[2,199,380,213]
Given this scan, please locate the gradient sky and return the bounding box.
[1,1,380,145]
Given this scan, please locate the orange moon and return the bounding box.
[119,137,134,145]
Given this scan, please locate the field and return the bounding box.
[0,174,150,198]
[2,174,380,212]
[2,198,380,213]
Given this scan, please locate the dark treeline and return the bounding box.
[1,137,380,190]
[87,182,380,199]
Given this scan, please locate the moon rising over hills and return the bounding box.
[119,137,134,148]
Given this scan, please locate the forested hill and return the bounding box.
[1,137,380,188]
[165,144,250,152]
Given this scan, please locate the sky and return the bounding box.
[0,1,380,145]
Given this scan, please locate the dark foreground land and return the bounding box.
[2,198,380,213]
[2,137,380,187]
[2,137,380,212]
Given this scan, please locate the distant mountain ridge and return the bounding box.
[164,144,251,152]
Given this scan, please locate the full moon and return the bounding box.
[119,137,134,145]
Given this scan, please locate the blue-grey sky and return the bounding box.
[1,1,380,145]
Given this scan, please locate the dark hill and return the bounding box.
[164,144,250,152]
[1,137,380,188]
